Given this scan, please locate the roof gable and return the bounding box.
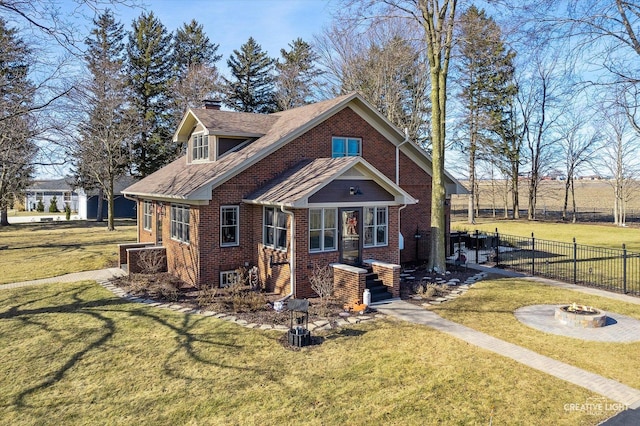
[243,157,417,208]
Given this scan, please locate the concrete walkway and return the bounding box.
[0,268,127,290]
[375,299,640,410]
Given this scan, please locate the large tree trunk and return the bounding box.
[107,176,115,231]
[0,207,8,226]
[96,187,104,222]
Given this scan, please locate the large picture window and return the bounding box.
[192,133,209,160]
[264,206,287,250]
[309,208,337,252]
[331,137,361,157]
[170,204,190,243]
[143,201,152,231]
[364,206,387,247]
[220,206,239,246]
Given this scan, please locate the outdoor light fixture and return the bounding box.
[349,186,362,196]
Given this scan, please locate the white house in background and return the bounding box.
[24,176,137,219]
[24,179,79,213]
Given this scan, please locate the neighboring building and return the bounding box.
[122,93,466,304]
[25,179,79,212]
[25,177,137,219]
[77,176,137,220]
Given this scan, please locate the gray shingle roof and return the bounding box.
[123,93,356,200]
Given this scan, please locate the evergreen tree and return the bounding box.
[171,19,221,128]
[455,6,516,223]
[223,37,276,113]
[127,11,175,177]
[73,9,134,230]
[173,19,221,76]
[275,38,322,110]
[0,17,37,226]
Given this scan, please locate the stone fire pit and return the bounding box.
[554,303,607,328]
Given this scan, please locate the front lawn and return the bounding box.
[0,281,613,425]
[431,277,640,389]
[0,221,136,284]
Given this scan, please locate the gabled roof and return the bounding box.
[123,92,467,202]
[243,157,417,208]
[27,178,75,191]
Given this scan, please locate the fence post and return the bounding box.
[475,229,479,264]
[623,244,627,294]
[531,232,535,276]
[494,228,499,266]
[573,238,577,284]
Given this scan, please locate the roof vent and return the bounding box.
[202,99,222,110]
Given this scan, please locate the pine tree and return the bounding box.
[223,37,276,113]
[127,11,175,177]
[171,19,221,128]
[275,38,322,110]
[73,9,133,230]
[0,17,37,226]
[456,5,516,223]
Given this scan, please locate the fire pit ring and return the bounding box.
[554,303,607,328]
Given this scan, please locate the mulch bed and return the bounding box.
[111,265,483,327]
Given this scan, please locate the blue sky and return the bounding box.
[100,0,334,66]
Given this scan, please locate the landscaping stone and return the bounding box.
[259,324,273,330]
[273,325,289,331]
[202,311,216,316]
[336,319,350,327]
[235,319,248,325]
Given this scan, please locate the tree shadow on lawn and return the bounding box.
[2,283,273,409]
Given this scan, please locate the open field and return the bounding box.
[451,179,640,222]
[452,219,640,251]
[0,280,616,425]
[431,277,640,389]
[0,220,136,284]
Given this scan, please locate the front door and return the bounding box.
[340,208,361,265]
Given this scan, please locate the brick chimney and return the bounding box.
[202,99,222,110]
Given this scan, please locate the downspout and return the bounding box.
[280,205,296,299]
[396,128,410,262]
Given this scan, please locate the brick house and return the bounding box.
[121,93,465,305]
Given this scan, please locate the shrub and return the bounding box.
[197,285,218,307]
[310,264,334,316]
[137,249,165,274]
[36,200,44,212]
[64,203,71,220]
[49,196,59,213]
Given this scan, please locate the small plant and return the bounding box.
[310,264,334,316]
[137,249,165,274]
[197,285,218,307]
[49,196,59,213]
[235,266,249,286]
[36,199,44,212]
[64,203,71,220]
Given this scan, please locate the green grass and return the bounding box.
[0,221,136,284]
[431,277,640,389]
[452,219,640,251]
[0,281,615,425]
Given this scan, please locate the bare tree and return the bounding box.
[556,105,601,222]
[316,17,430,145]
[339,0,457,272]
[596,94,640,226]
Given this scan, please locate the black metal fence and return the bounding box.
[457,230,640,296]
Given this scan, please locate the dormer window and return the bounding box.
[192,134,209,161]
[332,137,361,157]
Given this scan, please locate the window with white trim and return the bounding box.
[220,270,238,288]
[143,201,152,231]
[364,206,387,247]
[309,208,337,252]
[220,206,239,246]
[191,134,209,160]
[332,137,361,157]
[263,206,287,250]
[170,204,190,243]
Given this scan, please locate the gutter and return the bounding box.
[396,128,410,185]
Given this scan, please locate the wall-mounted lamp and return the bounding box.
[349,186,363,196]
